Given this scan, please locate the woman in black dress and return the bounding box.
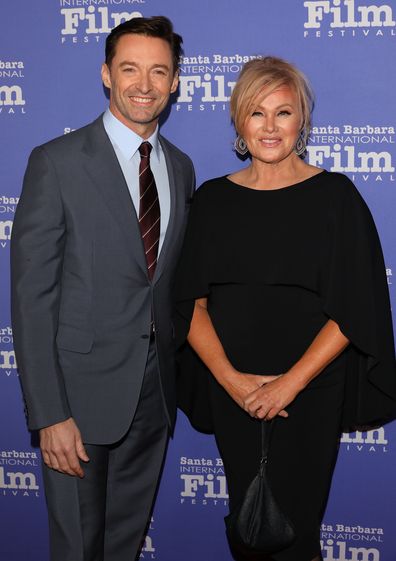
[174,57,396,561]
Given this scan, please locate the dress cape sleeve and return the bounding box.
[321,175,396,427]
[173,183,214,432]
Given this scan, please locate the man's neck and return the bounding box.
[108,108,158,139]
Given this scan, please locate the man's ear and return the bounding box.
[170,71,179,94]
[101,63,111,89]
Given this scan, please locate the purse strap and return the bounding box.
[259,419,275,471]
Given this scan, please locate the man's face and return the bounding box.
[101,34,179,138]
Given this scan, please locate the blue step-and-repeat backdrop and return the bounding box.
[1,1,395,560]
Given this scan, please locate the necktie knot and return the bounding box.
[139,141,152,159]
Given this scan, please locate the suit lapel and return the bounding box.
[154,136,184,283]
[82,116,147,276]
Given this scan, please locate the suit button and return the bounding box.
[141,334,149,339]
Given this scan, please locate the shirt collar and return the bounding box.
[103,109,161,163]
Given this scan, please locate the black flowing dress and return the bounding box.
[174,171,396,561]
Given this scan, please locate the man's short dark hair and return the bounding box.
[105,16,183,73]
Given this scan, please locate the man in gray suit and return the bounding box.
[11,16,194,561]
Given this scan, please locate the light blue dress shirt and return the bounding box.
[103,109,171,254]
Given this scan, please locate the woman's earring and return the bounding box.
[234,135,249,156]
[294,130,307,156]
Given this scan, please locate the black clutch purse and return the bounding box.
[224,419,296,554]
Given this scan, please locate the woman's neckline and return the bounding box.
[224,169,327,193]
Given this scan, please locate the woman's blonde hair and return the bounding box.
[230,56,314,145]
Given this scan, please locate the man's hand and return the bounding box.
[39,418,89,477]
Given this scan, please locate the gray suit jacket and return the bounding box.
[11,115,195,444]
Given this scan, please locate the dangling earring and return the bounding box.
[234,135,249,156]
[294,129,306,156]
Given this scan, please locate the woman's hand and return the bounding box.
[242,319,350,421]
[222,371,289,418]
[243,374,302,420]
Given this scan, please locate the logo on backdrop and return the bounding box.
[307,124,395,183]
[176,53,261,114]
[179,456,228,506]
[140,517,156,560]
[321,522,384,560]
[0,449,40,498]
[386,267,392,285]
[340,426,389,453]
[304,0,396,39]
[0,327,17,379]
[0,60,26,115]
[60,0,144,45]
[0,194,18,249]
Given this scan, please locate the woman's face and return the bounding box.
[241,84,303,166]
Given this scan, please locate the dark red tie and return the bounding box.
[138,142,160,280]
